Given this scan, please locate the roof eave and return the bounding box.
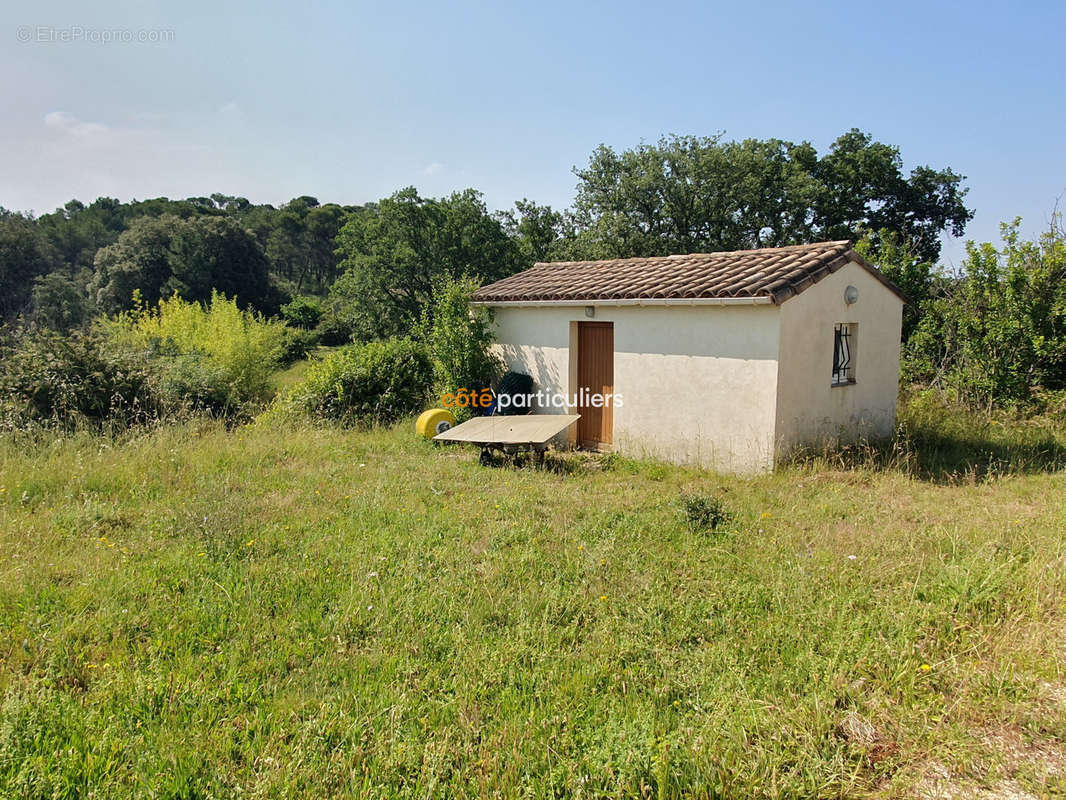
[471,296,777,308]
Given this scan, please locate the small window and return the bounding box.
[832,323,856,386]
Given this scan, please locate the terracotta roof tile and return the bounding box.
[472,241,905,304]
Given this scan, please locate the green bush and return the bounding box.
[103,291,288,414]
[0,327,156,430]
[313,312,355,347]
[904,219,1066,409]
[677,491,733,533]
[277,327,319,365]
[280,295,323,330]
[421,277,502,420]
[283,337,432,424]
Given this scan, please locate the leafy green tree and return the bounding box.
[91,215,274,313]
[167,216,273,310]
[0,210,58,319]
[567,130,972,262]
[906,218,1066,408]
[265,198,349,294]
[91,215,181,312]
[36,199,124,273]
[498,199,565,263]
[280,295,324,329]
[813,130,971,262]
[332,188,523,340]
[303,203,348,287]
[420,277,502,419]
[31,272,90,333]
[853,229,936,341]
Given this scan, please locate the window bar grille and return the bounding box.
[833,324,852,384]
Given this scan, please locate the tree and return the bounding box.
[0,210,58,319]
[31,272,90,332]
[264,198,348,294]
[91,215,180,313]
[853,229,936,342]
[498,199,565,263]
[813,130,971,262]
[91,215,274,313]
[280,295,323,329]
[168,216,273,310]
[905,217,1066,408]
[331,187,523,340]
[567,130,972,262]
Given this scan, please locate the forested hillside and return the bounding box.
[2,128,1064,411]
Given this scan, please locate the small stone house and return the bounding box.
[471,241,905,473]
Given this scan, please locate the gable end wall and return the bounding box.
[774,260,904,456]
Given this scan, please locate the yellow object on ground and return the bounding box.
[416,408,457,439]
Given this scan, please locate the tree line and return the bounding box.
[2,127,1062,408]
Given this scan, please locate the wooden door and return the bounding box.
[577,321,614,448]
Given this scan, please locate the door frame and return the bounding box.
[569,320,614,450]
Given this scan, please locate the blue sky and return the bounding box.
[2,0,1063,267]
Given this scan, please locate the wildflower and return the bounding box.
[577,544,585,551]
[197,552,206,557]
[245,539,254,547]
[599,595,607,602]
[761,512,772,519]
[920,663,932,672]
[847,554,857,560]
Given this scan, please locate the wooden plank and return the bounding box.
[577,322,614,447]
[434,415,580,445]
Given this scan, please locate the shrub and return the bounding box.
[421,277,502,420]
[102,291,289,414]
[677,491,733,533]
[284,337,432,424]
[0,327,156,430]
[280,295,323,330]
[313,312,355,347]
[277,327,318,365]
[904,218,1066,409]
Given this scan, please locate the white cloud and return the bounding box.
[422,162,445,177]
[43,111,110,137]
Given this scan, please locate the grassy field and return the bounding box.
[1,403,1065,798]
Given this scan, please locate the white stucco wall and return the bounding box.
[488,304,781,473]
[774,260,904,455]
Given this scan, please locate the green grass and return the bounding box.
[1,405,1065,798]
[271,358,312,394]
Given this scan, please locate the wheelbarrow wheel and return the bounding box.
[479,448,493,467]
